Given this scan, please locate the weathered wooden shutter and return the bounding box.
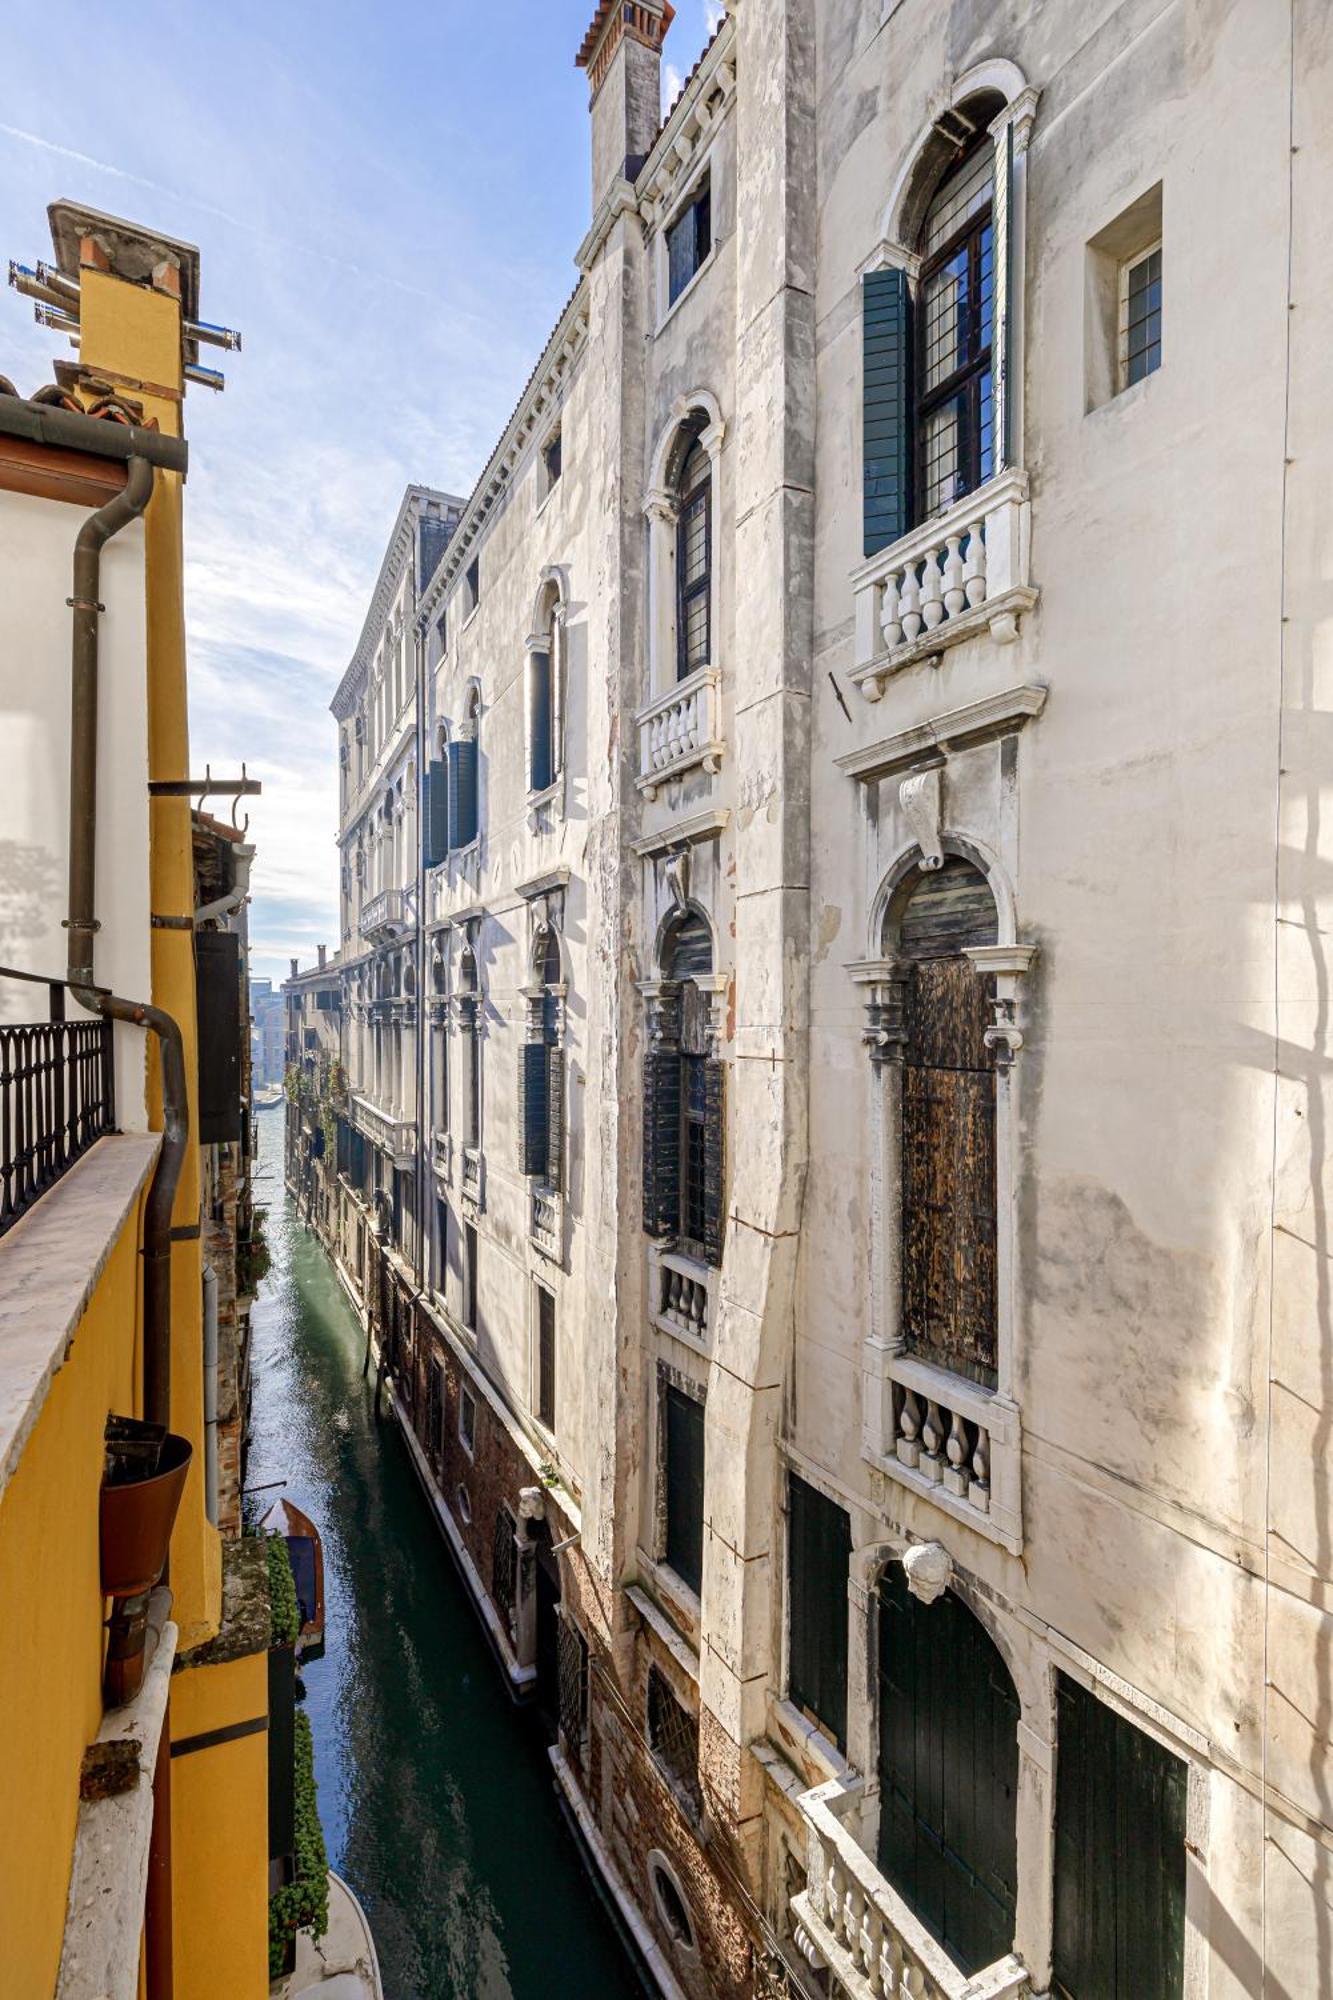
[1053,1674,1186,2000]
[643,1048,681,1237]
[863,266,913,557]
[993,121,1014,472]
[546,1045,564,1191]
[702,1056,725,1268]
[537,1288,556,1429]
[664,1384,705,1596]
[787,1473,851,1750]
[520,1040,548,1176]
[447,738,478,848]
[425,758,449,868]
[196,929,242,1143]
[528,651,554,792]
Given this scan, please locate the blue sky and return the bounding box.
[0,0,723,986]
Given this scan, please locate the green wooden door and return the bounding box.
[876,1566,1019,1975]
[1053,1674,1186,2000]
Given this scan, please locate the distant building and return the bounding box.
[250,973,286,1089]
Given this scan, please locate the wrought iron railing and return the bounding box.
[0,967,115,1237]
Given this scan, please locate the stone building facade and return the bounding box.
[291,4,1333,1996]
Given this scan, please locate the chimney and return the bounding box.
[290,957,299,980]
[576,2,674,212]
[317,944,327,970]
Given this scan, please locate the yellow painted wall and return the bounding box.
[0,1200,144,1999]
[169,1650,270,1999]
[77,266,221,1651]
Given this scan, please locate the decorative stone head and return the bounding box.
[901,1540,953,1606]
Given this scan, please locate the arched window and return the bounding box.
[643,911,725,1267]
[527,580,565,797]
[519,926,564,1190]
[916,138,996,518]
[674,428,711,681]
[894,857,998,1384]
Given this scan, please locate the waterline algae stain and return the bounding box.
[246,1107,645,1999]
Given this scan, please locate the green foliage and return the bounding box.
[283,1062,302,1106]
[268,1711,329,1978]
[319,1100,338,1163]
[237,1206,271,1295]
[267,1533,300,1649]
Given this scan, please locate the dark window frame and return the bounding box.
[675,458,711,682]
[535,1284,556,1431]
[666,176,712,309]
[662,1378,706,1598]
[914,141,995,522]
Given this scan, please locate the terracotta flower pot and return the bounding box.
[100,1420,193,1706]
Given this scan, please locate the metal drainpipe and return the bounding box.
[64,455,189,1436]
[413,558,426,1293]
[202,1263,219,1525]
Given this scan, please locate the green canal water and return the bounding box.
[246,1105,647,2000]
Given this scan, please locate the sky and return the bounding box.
[0,0,724,987]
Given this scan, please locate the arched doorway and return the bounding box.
[876,1563,1018,1973]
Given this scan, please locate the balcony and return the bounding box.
[361,887,411,943]
[791,1775,1030,2000]
[1,968,115,1237]
[636,664,722,798]
[877,1355,1022,1555]
[350,1092,416,1167]
[850,469,1037,701]
[530,1183,561,1262]
[648,1243,712,1348]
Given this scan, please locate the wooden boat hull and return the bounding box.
[261,1497,325,1653]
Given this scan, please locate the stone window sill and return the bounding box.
[0,1132,161,1504]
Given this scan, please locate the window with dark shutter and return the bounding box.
[196,929,242,1144]
[425,757,449,868]
[897,858,999,1386]
[536,1286,556,1430]
[666,176,711,307]
[466,555,480,612]
[643,1047,682,1238]
[863,265,913,556]
[520,1040,549,1176]
[1053,1674,1186,2000]
[546,1045,564,1191]
[528,650,554,793]
[447,736,479,849]
[663,1382,705,1596]
[787,1473,851,1750]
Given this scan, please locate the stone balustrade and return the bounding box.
[361,887,410,941]
[636,665,722,797]
[530,1185,561,1259]
[351,1093,416,1166]
[791,1777,1030,2000]
[850,469,1037,701]
[891,1381,991,1516]
[649,1244,712,1346]
[879,1357,1022,1554]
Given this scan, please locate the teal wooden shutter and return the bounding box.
[448,738,478,848]
[863,266,913,556]
[520,1041,548,1176]
[702,1057,725,1268]
[664,1384,705,1595]
[787,1473,851,1750]
[425,758,449,867]
[546,1046,564,1191]
[1054,1673,1186,2000]
[643,1049,681,1237]
[528,652,554,792]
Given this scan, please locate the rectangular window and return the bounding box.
[463,1221,478,1332]
[647,1665,702,1817]
[1119,243,1162,388]
[435,1197,448,1299]
[787,1473,851,1751]
[666,176,712,307]
[663,1381,705,1597]
[459,1385,476,1456]
[676,481,710,679]
[1053,1674,1187,2000]
[680,1054,708,1250]
[465,555,481,613]
[427,1355,445,1466]
[557,1615,590,1762]
[435,607,447,657]
[536,1285,556,1431]
[542,428,562,492]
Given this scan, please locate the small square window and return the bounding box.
[542,428,562,495]
[459,1386,476,1457]
[1119,243,1162,389]
[666,176,712,309]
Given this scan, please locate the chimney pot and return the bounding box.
[290,957,299,979]
[577,1,673,214]
[317,944,327,969]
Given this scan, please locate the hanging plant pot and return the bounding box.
[100,1415,193,1706]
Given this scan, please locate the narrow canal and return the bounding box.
[245,1105,647,2000]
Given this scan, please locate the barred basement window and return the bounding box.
[427,1355,445,1467]
[647,1666,702,1818]
[459,1386,476,1457]
[557,1615,589,1760]
[492,1506,517,1627]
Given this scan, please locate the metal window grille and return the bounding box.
[557,1616,589,1761]
[491,1507,516,1627]
[1119,242,1162,389]
[647,1665,702,1818]
[0,971,115,1237]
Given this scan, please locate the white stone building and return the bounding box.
[298,4,1333,1996]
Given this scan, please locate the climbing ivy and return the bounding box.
[267,1533,299,1649]
[268,1711,329,1977]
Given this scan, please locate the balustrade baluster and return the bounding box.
[963,523,987,607]
[898,563,923,641]
[944,1407,970,1496]
[920,548,945,630]
[970,1425,991,1512]
[942,533,966,617]
[844,1884,861,1964]
[921,1400,944,1482]
[880,571,904,650]
[896,1387,921,1469]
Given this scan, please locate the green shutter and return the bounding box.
[546,1045,564,1192]
[863,266,913,557]
[520,1040,548,1176]
[787,1473,851,1751]
[702,1057,725,1268]
[664,1384,705,1596]
[643,1048,681,1238]
[425,758,449,868]
[447,738,478,848]
[1053,1674,1186,2000]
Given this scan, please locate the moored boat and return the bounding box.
[261,1496,325,1653]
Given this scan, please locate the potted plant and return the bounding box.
[100,1415,192,1706]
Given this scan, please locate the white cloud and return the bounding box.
[662,63,684,114]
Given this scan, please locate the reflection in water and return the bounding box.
[246,1108,644,2000]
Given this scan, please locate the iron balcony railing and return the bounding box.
[0,966,115,1238]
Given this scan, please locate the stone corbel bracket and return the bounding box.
[963,942,1038,1070]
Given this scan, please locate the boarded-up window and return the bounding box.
[1053,1675,1186,2000]
[787,1473,851,1750]
[897,858,999,1386]
[663,1382,705,1596]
